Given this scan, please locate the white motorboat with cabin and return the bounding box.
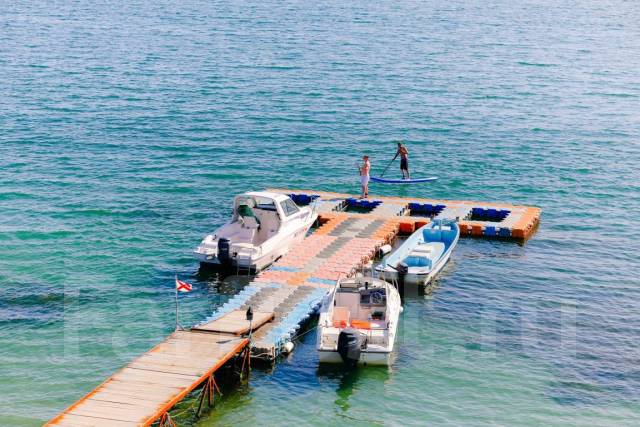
[316,276,402,366]
[376,219,459,286]
[194,191,317,272]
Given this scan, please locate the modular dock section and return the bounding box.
[275,189,541,240]
[47,189,540,425]
[199,189,540,359]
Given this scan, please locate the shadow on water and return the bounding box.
[196,265,254,295]
[316,364,390,412]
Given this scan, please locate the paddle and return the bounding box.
[380,157,396,177]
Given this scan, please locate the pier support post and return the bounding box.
[240,345,251,381]
[159,413,177,427]
[196,375,222,418]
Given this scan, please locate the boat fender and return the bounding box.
[337,328,365,367]
[282,341,294,354]
[379,244,392,256]
[218,238,231,264]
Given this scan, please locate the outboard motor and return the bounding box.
[396,261,408,300]
[217,238,231,264]
[337,328,365,367]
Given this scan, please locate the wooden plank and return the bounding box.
[169,332,245,344]
[51,413,138,427]
[147,347,234,360]
[150,341,230,354]
[169,330,234,342]
[105,380,187,396]
[97,382,180,399]
[73,399,152,414]
[106,377,190,392]
[193,310,274,334]
[104,375,187,390]
[67,405,144,423]
[133,357,219,373]
[78,394,160,413]
[138,351,229,367]
[118,366,200,381]
[89,392,164,408]
[155,334,241,347]
[128,360,208,377]
[137,352,226,367]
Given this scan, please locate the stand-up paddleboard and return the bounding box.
[370,176,438,184]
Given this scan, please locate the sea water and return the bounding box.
[1,1,639,425]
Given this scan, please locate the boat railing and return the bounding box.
[310,198,320,216]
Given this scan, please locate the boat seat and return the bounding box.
[351,319,371,329]
[404,255,431,268]
[411,245,433,254]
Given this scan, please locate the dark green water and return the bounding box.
[1,1,639,425]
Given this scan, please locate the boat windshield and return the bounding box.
[280,199,300,216]
[253,196,277,211]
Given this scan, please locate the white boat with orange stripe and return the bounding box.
[316,276,402,366]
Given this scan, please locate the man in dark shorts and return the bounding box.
[393,142,410,179]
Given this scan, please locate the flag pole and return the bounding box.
[175,274,180,331]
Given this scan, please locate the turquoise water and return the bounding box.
[1,0,640,425]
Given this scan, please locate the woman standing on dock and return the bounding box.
[359,155,370,199]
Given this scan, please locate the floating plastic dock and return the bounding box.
[276,189,541,240]
[198,188,541,360]
[47,189,540,425]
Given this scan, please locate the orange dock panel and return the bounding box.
[471,224,484,236]
[399,222,415,234]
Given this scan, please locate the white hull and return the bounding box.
[316,277,401,367]
[376,220,459,287]
[194,191,317,272]
[318,349,392,366]
[195,223,310,271]
[379,251,452,286]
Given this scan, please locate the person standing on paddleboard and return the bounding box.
[393,142,410,179]
[359,155,370,199]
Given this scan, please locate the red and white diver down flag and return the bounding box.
[175,278,193,293]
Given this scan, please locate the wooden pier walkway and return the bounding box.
[45,330,253,426]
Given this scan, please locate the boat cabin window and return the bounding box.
[280,199,300,216]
